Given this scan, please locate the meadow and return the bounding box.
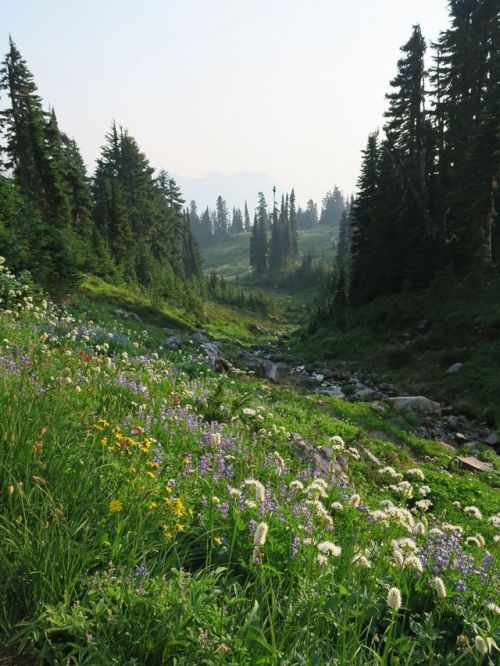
[0,259,499,665]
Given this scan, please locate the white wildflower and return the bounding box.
[253,522,268,546]
[432,577,447,599]
[487,602,500,614]
[331,501,343,511]
[406,468,425,481]
[387,587,402,611]
[464,506,483,520]
[349,494,361,509]
[317,541,342,557]
[474,636,489,655]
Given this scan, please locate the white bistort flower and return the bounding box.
[387,587,402,611]
[253,522,269,546]
[464,506,483,520]
[432,577,447,599]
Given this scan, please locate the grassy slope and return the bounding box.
[297,276,500,426]
[0,274,499,664]
[201,226,336,279]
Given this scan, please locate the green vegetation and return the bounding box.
[201,226,335,280]
[1,261,499,664]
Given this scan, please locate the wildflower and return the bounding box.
[392,549,404,568]
[253,522,269,546]
[214,536,223,546]
[452,500,461,508]
[242,407,256,416]
[316,554,328,565]
[387,587,402,611]
[7,484,14,496]
[414,522,426,536]
[210,432,221,447]
[317,541,342,557]
[378,466,402,480]
[432,577,447,599]
[330,435,345,447]
[406,468,425,480]
[175,523,185,532]
[331,501,343,511]
[289,480,304,491]
[487,602,500,614]
[109,499,123,513]
[349,494,361,509]
[456,635,469,650]
[464,506,483,520]
[243,478,266,504]
[306,482,328,499]
[405,555,423,573]
[353,555,372,568]
[414,499,432,512]
[466,536,482,547]
[489,515,500,528]
[474,636,489,655]
[418,485,431,496]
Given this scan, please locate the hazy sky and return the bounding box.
[2,0,450,206]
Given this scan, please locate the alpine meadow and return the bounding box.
[1,1,500,664]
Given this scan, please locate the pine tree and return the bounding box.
[244,200,251,231]
[288,188,299,260]
[231,207,244,234]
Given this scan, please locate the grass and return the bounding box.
[0,262,499,664]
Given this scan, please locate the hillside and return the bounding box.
[1,262,499,664]
[201,226,336,279]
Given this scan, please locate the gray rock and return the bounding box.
[163,335,183,351]
[446,362,464,375]
[485,432,499,446]
[352,387,378,401]
[290,433,348,481]
[241,352,286,383]
[314,386,346,399]
[191,331,211,345]
[436,441,457,453]
[387,396,441,415]
[455,456,494,473]
[200,341,224,363]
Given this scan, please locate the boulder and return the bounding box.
[446,362,464,375]
[352,387,379,401]
[163,335,183,351]
[313,386,345,399]
[191,330,211,345]
[290,433,348,481]
[485,432,499,446]
[387,396,441,415]
[455,456,494,473]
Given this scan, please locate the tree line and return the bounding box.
[326,0,499,318]
[0,38,203,297]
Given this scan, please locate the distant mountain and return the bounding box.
[175,171,280,212]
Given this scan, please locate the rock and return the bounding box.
[455,432,466,441]
[417,319,430,333]
[446,362,464,375]
[114,307,128,319]
[352,387,378,401]
[313,386,345,399]
[240,352,286,383]
[191,331,211,345]
[200,340,227,369]
[455,456,494,473]
[290,433,348,481]
[436,440,457,453]
[313,373,325,383]
[387,396,441,415]
[130,312,142,323]
[163,335,183,351]
[485,432,499,446]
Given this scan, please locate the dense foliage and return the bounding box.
[0,39,202,298]
[324,1,500,313]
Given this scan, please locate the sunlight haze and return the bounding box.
[2,0,450,207]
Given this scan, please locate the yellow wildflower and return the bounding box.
[109,499,123,513]
[214,536,223,545]
[175,523,185,532]
[148,501,158,510]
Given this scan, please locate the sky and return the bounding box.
[1,0,451,209]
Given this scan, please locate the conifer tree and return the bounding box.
[244,200,251,231]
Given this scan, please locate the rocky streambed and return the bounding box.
[160,327,498,469]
